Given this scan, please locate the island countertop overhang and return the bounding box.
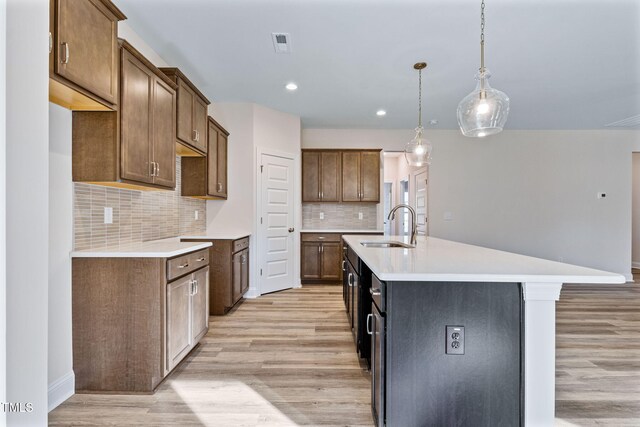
[342,235,625,284]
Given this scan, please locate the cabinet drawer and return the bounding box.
[301,233,341,243]
[232,237,250,253]
[167,249,208,281]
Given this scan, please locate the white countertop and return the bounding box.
[301,229,384,234]
[342,235,625,284]
[181,232,251,241]
[71,239,212,258]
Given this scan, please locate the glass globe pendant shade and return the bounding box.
[404,126,432,167]
[456,69,510,137]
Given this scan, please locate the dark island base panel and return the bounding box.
[383,281,524,427]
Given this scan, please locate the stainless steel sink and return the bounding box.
[360,241,415,249]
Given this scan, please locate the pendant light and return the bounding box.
[457,0,510,137]
[405,62,432,167]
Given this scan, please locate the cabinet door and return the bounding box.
[120,48,153,184]
[320,243,341,280]
[301,242,321,279]
[151,77,176,189]
[341,152,361,202]
[55,0,119,105]
[360,151,380,202]
[192,96,208,153]
[176,79,195,146]
[240,249,249,295]
[320,151,340,202]
[216,132,228,198]
[191,268,209,344]
[167,276,192,372]
[302,151,321,202]
[232,251,243,304]
[207,121,219,197]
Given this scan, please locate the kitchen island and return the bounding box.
[342,235,625,427]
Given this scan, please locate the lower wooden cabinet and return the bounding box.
[166,266,209,372]
[181,236,250,315]
[300,232,383,284]
[72,248,209,393]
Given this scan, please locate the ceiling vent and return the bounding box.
[272,32,292,54]
[605,114,640,128]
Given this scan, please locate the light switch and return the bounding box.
[358,212,363,220]
[104,207,113,224]
[320,212,324,220]
[194,210,199,220]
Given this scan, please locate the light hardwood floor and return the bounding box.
[50,279,640,426]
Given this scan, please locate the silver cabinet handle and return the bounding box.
[196,257,205,262]
[366,314,373,335]
[49,32,52,54]
[321,245,324,253]
[318,190,320,199]
[189,280,195,296]
[61,42,69,64]
[192,130,197,142]
[150,162,156,177]
[318,236,325,240]
[318,246,321,253]
[241,254,247,264]
[218,183,222,192]
[348,273,354,286]
[194,279,198,295]
[178,263,189,269]
[156,162,160,176]
[341,260,346,272]
[321,191,323,199]
[370,288,381,296]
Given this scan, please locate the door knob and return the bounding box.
[288,227,295,233]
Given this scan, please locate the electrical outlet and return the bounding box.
[446,326,465,355]
[104,207,113,224]
[597,192,607,199]
[358,212,363,220]
[319,212,324,220]
[194,210,199,220]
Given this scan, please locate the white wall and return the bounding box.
[207,103,301,295]
[6,0,49,424]
[48,104,74,411]
[303,129,640,279]
[632,153,640,268]
[0,0,6,424]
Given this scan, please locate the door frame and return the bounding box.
[254,146,301,298]
[413,167,428,236]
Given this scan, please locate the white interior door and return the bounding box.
[260,153,295,294]
[415,168,428,235]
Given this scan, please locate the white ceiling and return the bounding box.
[117,0,640,130]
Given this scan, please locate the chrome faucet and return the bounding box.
[388,204,418,246]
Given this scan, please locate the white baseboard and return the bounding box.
[48,371,74,412]
[244,288,261,299]
[625,272,635,283]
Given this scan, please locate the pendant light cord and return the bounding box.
[480,0,485,73]
[418,68,423,128]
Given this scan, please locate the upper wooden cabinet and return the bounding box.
[302,149,381,203]
[49,0,126,111]
[181,117,229,199]
[302,150,341,202]
[342,150,380,203]
[72,40,178,190]
[160,68,210,156]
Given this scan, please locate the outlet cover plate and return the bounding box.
[446,325,465,355]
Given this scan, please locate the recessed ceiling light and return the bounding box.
[376,110,387,117]
[285,83,298,91]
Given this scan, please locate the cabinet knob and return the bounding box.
[288,227,295,233]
